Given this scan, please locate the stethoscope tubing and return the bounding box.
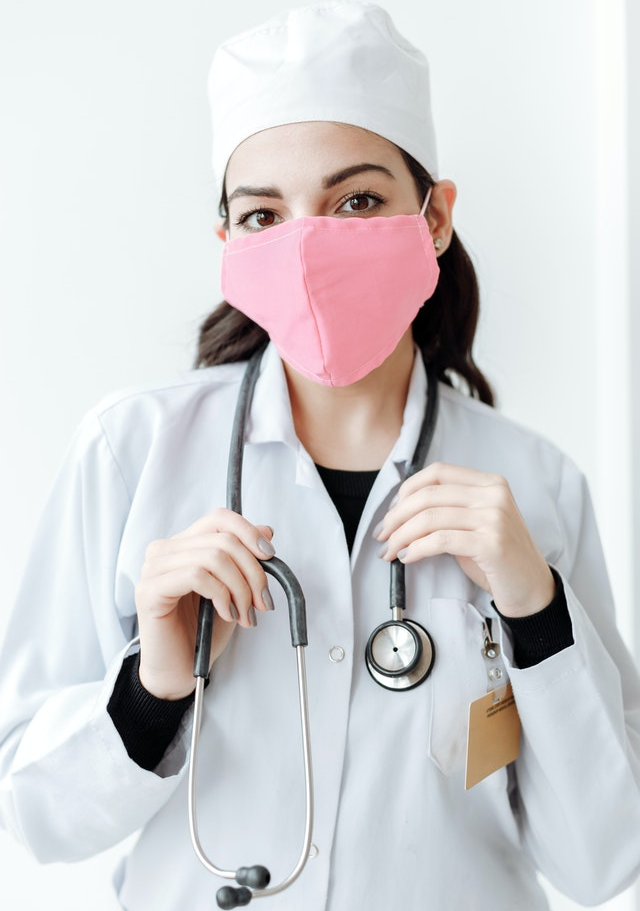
[189,345,314,902]
[386,349,439,619]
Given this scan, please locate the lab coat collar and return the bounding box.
[246,342,437,485]
[388,348,432,475]
[245,343,300,451]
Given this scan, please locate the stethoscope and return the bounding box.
[188,344,439,907]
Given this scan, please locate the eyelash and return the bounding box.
[336,189,386,213]
[233,189,387,233]
[233,207,275,229]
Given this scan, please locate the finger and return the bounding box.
[380,507,490,559]
[146,530,274,584]
[143,537,272,620]
[143,549,252,620]
[375,485,494,541]
[389,528,485,565]
[171,508,277,559]
[136,565,237,623]
[398,462,508,501]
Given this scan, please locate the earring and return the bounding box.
[433,237,444,250]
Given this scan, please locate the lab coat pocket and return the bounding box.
[426,599,491,778]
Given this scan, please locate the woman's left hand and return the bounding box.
[375,462,555,619]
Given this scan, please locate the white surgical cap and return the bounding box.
[208,2,439,191]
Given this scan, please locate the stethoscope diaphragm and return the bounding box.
[366,616,435,691]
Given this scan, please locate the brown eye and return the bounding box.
[255,211,275,227]
[337,192,384,216]
[238,209,281,231]
[348,195,370,211]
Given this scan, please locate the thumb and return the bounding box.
[254,524,276,560]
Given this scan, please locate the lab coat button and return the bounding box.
[329,646,345,663]
[309,844,319,858]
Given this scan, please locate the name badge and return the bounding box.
[465,683,521,789]
[465,619,521,789]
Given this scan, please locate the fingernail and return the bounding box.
[262,586,274,611]
[397,548,409,561]
[372,520,385,539]
[230,603,240,622]
[378,543,388,559]
[249,606,258,627]
[258,536,276,557]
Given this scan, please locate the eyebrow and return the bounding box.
[226,185,283,204]
[322,163,395,189]
[226,163,395,205]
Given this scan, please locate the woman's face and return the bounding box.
[224,121,428,239]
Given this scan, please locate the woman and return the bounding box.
[1,4,639,910]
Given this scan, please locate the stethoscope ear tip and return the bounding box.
[215,865,271,907]
[216,885,252,908]
[236,865,271,889]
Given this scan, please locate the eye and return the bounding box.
[337,192,385,215]
[235,208,281,232]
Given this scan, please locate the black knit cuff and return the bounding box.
[494,568,574,669]
[107,653,194,771]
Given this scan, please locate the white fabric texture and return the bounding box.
[1,343,639,910]
[208,2,439,189]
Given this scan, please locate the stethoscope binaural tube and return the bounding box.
[189,346,314,908]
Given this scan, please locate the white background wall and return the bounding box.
[629,0,640,678]
[0,1,637,909]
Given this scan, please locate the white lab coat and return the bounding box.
[1,343,639,911]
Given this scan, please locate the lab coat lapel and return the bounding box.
[245,343,300,452]
[350,351,439,565]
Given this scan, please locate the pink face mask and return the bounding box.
[221,211,440,386]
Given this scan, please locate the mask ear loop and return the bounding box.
[419,187,433,218]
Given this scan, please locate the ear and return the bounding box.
[425,180,456,256]
[215,220,228,242]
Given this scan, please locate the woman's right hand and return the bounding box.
[134,509,276,700]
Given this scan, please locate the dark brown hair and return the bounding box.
[195,147,494,406]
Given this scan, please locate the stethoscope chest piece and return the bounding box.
[366,616,435,691]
